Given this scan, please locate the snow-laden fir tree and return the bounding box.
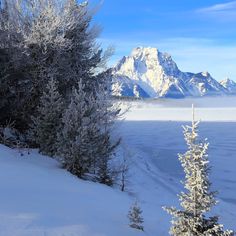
[30,78,63,156]
[0,0,27,129]
[22,1,69,122]
[164,105,234,236]
[57,79,100,178]
[0,0,110,131]
[94,76,121,186]
[59,0,105,94]
[0,0,65,130]
[0,1,120,180]
[128,201,144,231]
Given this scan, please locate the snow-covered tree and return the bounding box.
[0,1,120,182]
[0,0,64,130]
[0,0,108,131]
[164,105,234,236]
[0,0,27,129]
[57,0,102,94]
[30,78,63,156]
[57,79,99,178]
[22,1,69,121]
[128,201,144,231]
[94,75,121,185]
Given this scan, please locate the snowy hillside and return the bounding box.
[0,98,236,236]
[111,47,229,98]
[0,145,141,236]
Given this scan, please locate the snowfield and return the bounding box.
[0,145,141,236]
[0,97,236,236]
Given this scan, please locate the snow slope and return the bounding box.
[0,97,236,235]
[0,145,142,236]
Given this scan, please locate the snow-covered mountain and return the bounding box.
[111,75,150,98]
[220,78,236,94]
[111,47,230,98]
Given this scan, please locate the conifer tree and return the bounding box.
[30,78,63,156]
[128,201,144,231]
[0,0,27,129]
[0,1,120,183]
[57,79,98,178]
[59,0,104,94]
[0,0,109,131]
[95,78,121,185]
[164,105,234,236]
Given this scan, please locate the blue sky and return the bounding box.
[90,0,236,81]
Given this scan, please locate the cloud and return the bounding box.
[197,1,236,21]
[199,1,236,12]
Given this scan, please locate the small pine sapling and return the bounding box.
[128,201,144,231]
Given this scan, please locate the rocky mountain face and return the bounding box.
[110,47,235,98]
[220,78,236,94]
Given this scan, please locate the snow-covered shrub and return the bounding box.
[0,120,29,153]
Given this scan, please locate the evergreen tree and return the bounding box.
[164,105,234,236]
[57,79,98,178]
[30,78,63,156]
[0,0,109,131]
[0,1,120,184]
[128,201,144,231]
[22,1,68,123]
[0,0,65,130]
[95,78,121,186]
[0,0,28,129]
[60,0,104,94]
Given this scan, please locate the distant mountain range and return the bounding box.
[110,47,236,98]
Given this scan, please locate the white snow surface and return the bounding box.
[0,145,142,236]
[0,97,236,235]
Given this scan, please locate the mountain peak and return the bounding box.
[130,47,173,62]
[220,78,236,94]
[222,78,232,83]
[111,47,229,98]
[131,47,158,56]
[201,71,210,77]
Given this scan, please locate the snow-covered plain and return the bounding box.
[0,97,236,236]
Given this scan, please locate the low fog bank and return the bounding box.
[134,96,236,108]
[122,96,236,121]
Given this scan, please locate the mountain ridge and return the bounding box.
[110,47,235,98]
